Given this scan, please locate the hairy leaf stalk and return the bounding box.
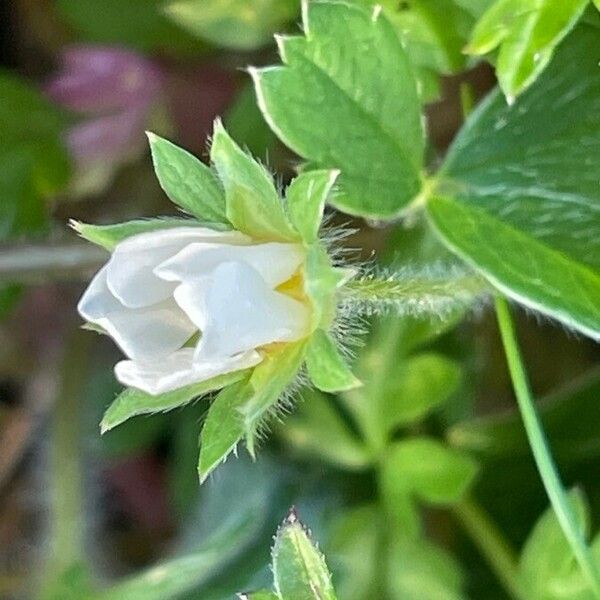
[339,265,489,319]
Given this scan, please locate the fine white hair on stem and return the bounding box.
[339,261,491,321]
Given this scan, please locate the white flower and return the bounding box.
[78,226,310,395]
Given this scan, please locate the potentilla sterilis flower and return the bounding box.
[78,225,310,394]
[74,121,359,479]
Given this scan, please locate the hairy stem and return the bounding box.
[454,498,525,600]
[339,265,489,318]
[494,296,600,598]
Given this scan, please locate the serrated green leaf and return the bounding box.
[252,0,424,218]
[429,26,600,341]
[466,0,588,99]
[286,169,339,243]
[382,353,461,430]
[305,329,360,392]
[352,0,475,101]
[165,0,298,50]
[147,132,228,224]
[381,437,478,505]
[101,369,248,432]
[210,120,297,241]
[71,218,226,251]
[273,513,337,600]
[281,388,371,469]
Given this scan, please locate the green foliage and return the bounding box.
[272,512,337,600]
[251,0,425,218]
[450,368,600,464]
[305,329,360,393]
[381,353,462,430]
[466,0,589,100]
[328,504,468,600]
[517,491,596,600]
[210,120,298,241]
[165,0,299,50]
[97,456,275,600]
[147,132,228,224]
[381,437,478,505]
[0,71,70,238]
[56,0,202,53]
[0,71,70,318]
[388,537,466,600]
[286,169,339,243]
[428,25,600,341]
[342,317,464,452]
[281,389,371,469]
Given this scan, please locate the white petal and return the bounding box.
[115,347,262,395]
[194,261,310,360]
[78,265,196,360]
[107,226,250,308]
[154,241,304,288]
[173,277,211,330]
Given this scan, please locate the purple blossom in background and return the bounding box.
[46,46,165,195]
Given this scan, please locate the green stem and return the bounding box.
[454,498,525,600]
[494,296,600,598]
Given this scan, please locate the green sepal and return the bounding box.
[101,369,248,433]
[305,329,360,393]
[70,217,229,252]
[286,169,339,243]
[272,510,337,600]
[241,341,308,457]
[198,342,306,482]
[197,378,252,483]
[210,119,298,242]
[304,243,352,329]
[147,132,229,224]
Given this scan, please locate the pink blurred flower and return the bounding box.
[46,46,166,196]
